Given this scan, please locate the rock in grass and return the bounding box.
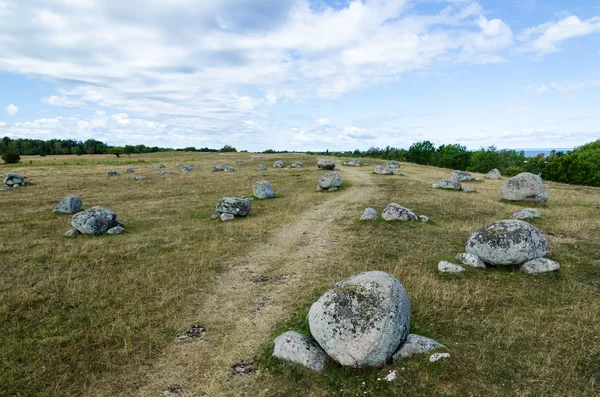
[181,166,195,172]
[224,166,235,172]
[419,215,429,222]
[308,271,410,368]
[135,175,147,180]
[521,258,560,274]
[431,184,439,189]
[236,160,247,165]
[106,171,119,177]
[501,172,548,205]
[381,203,417,221]
[437,179,462,190]
[155,163,166,169]
[360,208,378,220]
[273,331,327,373]
[71,206,119,235]
[106,226,124,234]
[466,220,548,266]
[451,170,473,182]
[511,208,542,220]
[3,174,25,186]
[388,160,401,168]
[212,166,225,172]
[456,253,486,269]
[318,173,342,190]
[64,228,81,237]
[486,169,501,179]
[159,170,173,175]
[347,159,361,166]
[273,160,285,168]
[215,197,252,217]
[438,261,466,274]
[291,162,304,168]
[392,334,445,362]
[257,164,267,171]
[253,181,275,199]
[125,168,134,173]
[463,187,475,193]
[374,165,393,175]
[220,213,234,221]
[53,196,83,214]
[317,158,335,170]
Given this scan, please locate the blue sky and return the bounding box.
[0,0,599,151]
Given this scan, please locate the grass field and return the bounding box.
[1,153,598,397]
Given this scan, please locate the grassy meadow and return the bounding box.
[0,153,598,397]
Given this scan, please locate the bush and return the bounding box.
[2,151,20,164]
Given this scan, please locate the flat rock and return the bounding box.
[382,203,417,221]
[155,163,166,169]
[125,168,135,173]
[392,334,445,362]
[253,181,275,199]
[220,213,234,221]
[463,187,475,192]
[437,179,462,190]
[511,208,542,220]
[451,170,473,182]
[106,226,124,234]
[438,261,466,274]
[224,166,235,172]
[212,166,225,172]
[215,197,252,217]
[107,171,119,176]
[347,159,361,166]
[521,258,560,274]
[291,162,304,168]
[159,170,173,175]
[273,331,327,373]
[360,208,378,220]
[501,172,548,205]
[456,253,486,269]
[71,206,119,235]
[374,165,393,175]
[135,175,147,180]
[53,196,83,214]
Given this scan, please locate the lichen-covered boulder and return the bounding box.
[437,179,462,190]
[3,174,24,186]
[317,158,335,170]
[486,169,501,180]
[466,220,549,265]
[521,258,560,274]
[381,203,417,221]
[451,170,473,182]
[511,208,542,220]
[273,331,327,373]
[318,173,342,189]
[374,165,393,175]
[392,334,445,362]
[215,197,252,217]
[253,181,275,199]
[273,160,285,168]
[53,196,83,214]
[501,172,548,205]
[387,161,401,168]
[360,208,378,221]
[71,206,119,235]
[308,271,410,368]
[257,164,268,171]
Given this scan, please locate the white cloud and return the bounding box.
[526,79,600,94]
[5,104,18,115]
[0,122,6,127]
[41,95,83,108]
[518,16,600,55]
[316,117,331,126]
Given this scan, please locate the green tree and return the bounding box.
[219,145,237,153]
[406,141,436,165]
[2,151,20,164]
[108,147,124,158]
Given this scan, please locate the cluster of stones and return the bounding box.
[272,271,445,372]
[317,158,335,170]
[360,204,428,222]
[438,219,559,275]
[64,205,124,236]
[212,165,235,172]
[317,172,342,192]
[2,174,32,190]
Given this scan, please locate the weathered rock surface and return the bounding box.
[159,170,173,175]
[392,334,445,362]
[291,162,304,168]
[437,179,462,190]
[212,166,225,172]
[486,169,501,179]
[360,208,378,221]
[308,271,410,368]
[257,164,268,171]
[521,258,560,274]
[181,166,195,172]
[419,215,429,222]
[220,213,234,221]
[107,171,119,176]
[466,220,549,265]
[347,159,361,166]
[135,175,147,180]
[71,206,119,235]
[224,166,235,172]
[253,181,275,199]
[106,226,124,234]
[273,160,285,168]
[381,203,417,221]
[387,160,401,168]
[317,158,335,170]
[318,173,342,189]
[501,172,548,205]
[511,208,542,220]
[53,196,83,214]
[273,331,327,373]
[155,163,166,169]
[438,261,466,274]
[4,174,24,186]
[456,253,486,269]
[374,165,393,175]
[451,170,473,182]
[215,197,252,217]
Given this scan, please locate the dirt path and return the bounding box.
[118,166,376,397]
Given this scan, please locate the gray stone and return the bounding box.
[224,166,235,172]
[273,160,285,168]
[257,164,268,171]
[381,203,417,221]
[220,213,234,221]
[253,181,275,199]
[347,159,361,166]
[215,197,252,217]
[360,208,378,220]
[318,173,342,189]
[106,171,119,177]
[22,181,33,186]
[511,208,542,220]
[53,196,83,214]
[387,161,401,168]
[135,175,147,180]
[521,258,560,274]
[211,211,220,220]
[463,187,475,192]
[451,170,473,182]
[212,166,225,172]
[291,162,304,168]
[317,158,335,170]
[64,228,81,237]
[501,172,548,205]
[437,179,462,190]
[308,271,410,368]
[392,334,445,362]
[419,215,429,222]
[181,166,195,172]
[486,169,501,180]
[3,174,24,186]
[456,253,486,269]
[106,226,124,234]
[431,184,439,189]
[155,163,166,169]
[125,168,135,173]
[438,261,466,274]
[12,184,20,188]
[466,219,549,265]
[71,206,119,235]
[236,160,247,165]
[176,163,183,167]
[374,165,393,175]
[159,170,173,175]
[273,331,327,373]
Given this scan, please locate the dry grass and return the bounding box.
[1,154,598,397]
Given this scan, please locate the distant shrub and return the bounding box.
[2,151,20,164]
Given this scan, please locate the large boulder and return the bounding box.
[387,161,401,169]
[318,173,342,189]
[486,169,501,180]
[215,197,252,217]
[466,220,549,265]
[451,170,473,182]
[317,158,335,170]
[374,165,393,175]
[53,196,83,214]
[71,206,119,235]
[273,160,285,168]
[381,203,417,221]
[308,271,410,368]
[273,331,327,373]
[501,172,548,205]
[253,181,275,199]
[437,179,462,190]
[4,174,25,186]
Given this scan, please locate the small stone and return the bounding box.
[437,179,462,190]
[3,174,25,186]
[106,226,124,234]
[291,162,304,168]
[463,187,475,192]
[155,163,166,169]
[381,203,417,221]
[360,208,378,221]
[23,181,33,186]
[438,261,466,274]
[456,253,486,269]
[431,184,439,189]
[134,175,147,180]
[224,166,235,172]
[212,166,225,172]
[521,258,560,274]
[211,211,220,220]
[64,228,81,237]
[236,160,247,165]
[273,331,327,373]
[429,352,450,362]
[159,170,173,175]
[393,334,445,362]
[511,208,542,220]
[53,196,83,214]
[257,164,268,171]
[106,171,119,177]
[419,215,429,222]
[388,160,401,168]
[451,170,473,182]
[125,168,135,173]
[273,160,285,168]
[12,184,20,187]
[374,165,393,175]
[220,213,235,221]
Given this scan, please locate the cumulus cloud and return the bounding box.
[526,79,600,95]
[5,104,18,115]
[518,16,600,55]
[41,95,83,108]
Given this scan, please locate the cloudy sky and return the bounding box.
[0,0,599,151]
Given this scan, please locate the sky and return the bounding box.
[0,0,599,151]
